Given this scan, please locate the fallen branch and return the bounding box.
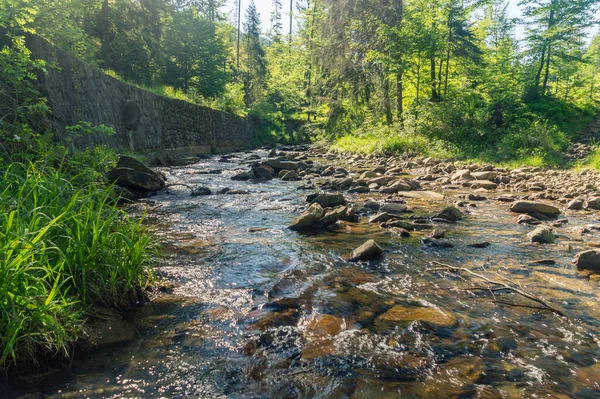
[428,261,565,317]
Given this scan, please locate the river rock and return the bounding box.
[380,181,413,194]
[116,155,157,175]
[528,227,555,244]
[470,180,498,190]
[436,206,464,222]
[191,186,211,196]
[106,167,165,193]
[567,199,584,210]
[313,206,346,229]
[587,197,600,210]
[517,214,541,225]
[288,203,324,231]
[452,170,475,181]
[471,171,498,181]
[510,201,560,216]
[374,304,457,332]
[422,237,454,248]
[573,250,600,272]
[380,202,408,215]
[267,159,299,171]
[311,193,346,208]
[254,308,300,330]
[346,239,383,262]
[231,171,253,181]
[281,170,300,181]
[368,175,396,186]
[369,212,395,224]
[252,165,274,180]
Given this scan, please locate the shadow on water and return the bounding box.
[3,150,600,398]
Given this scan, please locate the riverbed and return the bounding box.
[5,148,600,398]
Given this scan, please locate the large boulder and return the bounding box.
[346,239,383,262]
[288,203,324,231]
[587,197,600,210]
[573,250,600,272]
[509,201,561,216]
[106,166,165,193]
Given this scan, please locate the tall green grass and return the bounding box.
[0,162,154,368]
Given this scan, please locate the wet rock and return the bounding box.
[468,242,491,248]
[364,200,380,211]
[254,308,300,330]
[374,304,457,332]
[567,198,584,210]
[281,170,300,181]
[467,193,487,201]
[528,227,555,244]
[573,249,600,272]
[430,229,446,239]
[313,206,346,229]
[311,193,347,208]
[359,171,378,180]
[587,197,600,210]
[391,227,411,237]
[306,314,344,336]
[288,203,324,231]
[252,165,274,180]
[267,159,299,171]
[369,212,395,224]
[191,186,211,196]
[510,201,560,216]
[415,357,484,399]
[116,155,157,175]
[435,206,464,222]
[106,167,166,194]
[346,239,384,262]
[380,181,413,194]
[348,186,370,194]
[422,237,454,248]
[231,171,253,181]
[575,363,600,389]
[528,259,557,265]
[517,214,541,225]
[380,202,408,215]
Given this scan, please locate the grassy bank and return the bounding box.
[0,154,154,369]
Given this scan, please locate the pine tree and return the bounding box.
[243,0,267,106]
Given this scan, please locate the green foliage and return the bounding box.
[0,160,154,368]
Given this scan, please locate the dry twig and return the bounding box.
[427,261,565,317]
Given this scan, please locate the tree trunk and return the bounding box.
[396,70,403,123]
[237,0,242,69]
[289,0,294,47]
[534,44,546,93]
[100,0,111,67]
[430,57,439,101]
[542,43,551,97]
[383,72,393,126]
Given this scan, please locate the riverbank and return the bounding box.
[0,153,155,372]
[5,145,599,398]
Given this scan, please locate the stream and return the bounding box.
[4,148,600,398]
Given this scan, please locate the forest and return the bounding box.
[3,0,600,166]
[1,0,600,371]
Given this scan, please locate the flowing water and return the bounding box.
[4,150,600,398]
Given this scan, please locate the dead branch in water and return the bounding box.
[427,261,566,317]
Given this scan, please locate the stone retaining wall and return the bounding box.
[23,34,253,160]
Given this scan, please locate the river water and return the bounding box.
[5,149,600,398]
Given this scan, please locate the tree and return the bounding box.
[243,0,267,106]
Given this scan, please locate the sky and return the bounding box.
[223,0,599,41]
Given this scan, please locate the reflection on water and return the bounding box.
[4,150,600,398]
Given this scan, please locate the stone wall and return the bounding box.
[24,34,253,160]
